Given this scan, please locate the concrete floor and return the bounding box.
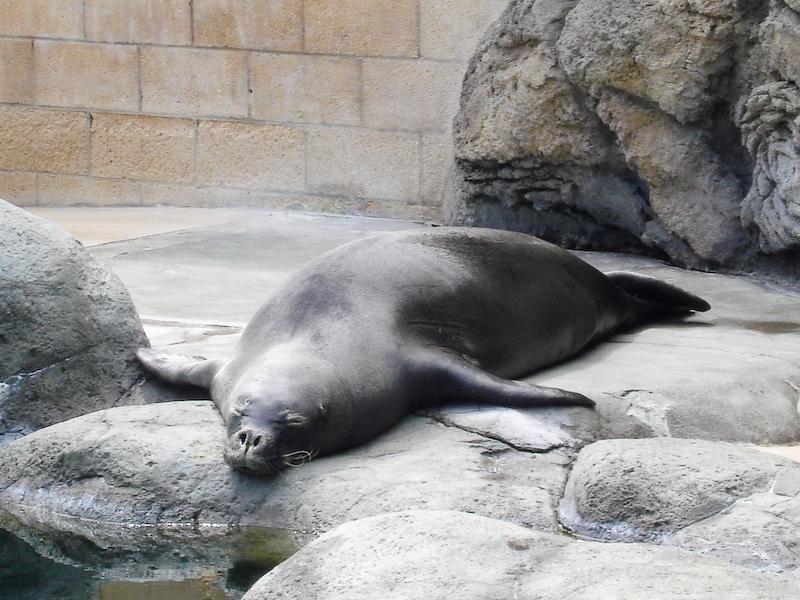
[29,207,258,246]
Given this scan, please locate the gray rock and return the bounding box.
[557,0,741,125]
[242,510,800,600]
[666,491,800,573]
[0,200,149,441]
[449,0,800,276]
[0,402,571,543]
[560,438,793,541]
[560,438,800,572]
[740,81,800,253]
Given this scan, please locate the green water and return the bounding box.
[0,522,300,599]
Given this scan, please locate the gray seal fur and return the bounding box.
[137,228,709,474]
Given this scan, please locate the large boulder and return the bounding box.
[449,0,800,277]
[0,402,572,540]
[560,438,800,572]
[0,200,149,443]
[241,510,800,600]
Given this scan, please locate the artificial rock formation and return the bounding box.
[0,200,149,443]
[241,511,800,600]
[559,438,800,572]
[741,81,800,253]
[449,0,800,276]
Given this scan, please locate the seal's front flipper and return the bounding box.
[606,271,710,317]
[136,348,223,389]
[415,351,594,409]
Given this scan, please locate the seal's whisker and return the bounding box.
[281,449,314,467]
[282,450,312,460]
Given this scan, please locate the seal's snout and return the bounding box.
[236,428,266,449]
[224,427,281,475]
[233,427,275,456]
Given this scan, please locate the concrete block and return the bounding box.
[420,0,508,61]
[196,121,305,190]
[85,0,192,45]
[38,175,140,206]
[362,200,442,221]
[362,59,463,130]
[91,113,194,183]
[141,47,248,117]
[250,53,360,125]
[307,127,419,201]
[422,133,450,206]
[0,106,88,174]
[0,172,37,207]
[305,0,418,57]
[0,40,34,103]
[35,41,138,111]
[248,191,365,214]
[140,183,248,207]
[193,0,302,51]
[0,0,83,38]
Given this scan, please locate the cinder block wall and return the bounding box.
[0,0,507,220]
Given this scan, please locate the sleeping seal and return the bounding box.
[137,228,709,474]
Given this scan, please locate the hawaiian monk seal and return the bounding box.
[137,228,709,474]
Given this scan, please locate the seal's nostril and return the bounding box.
[238,432,248,445]
[253,435,262,447]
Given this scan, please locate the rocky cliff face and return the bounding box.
[448,0,800,277]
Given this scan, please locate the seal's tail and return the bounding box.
[605,271,710,322]
[136,348,223,389]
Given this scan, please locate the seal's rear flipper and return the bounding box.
[414,351,595,409]
[606,271,710,316]
[136,348,223,389]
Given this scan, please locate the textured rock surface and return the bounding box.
[242,511,800,600]
[740,81,800,253]
[0,199,149,443]
[0,402,571,540]
[560,438,800,572]
[449,0,800,275]
[667,487,800,573]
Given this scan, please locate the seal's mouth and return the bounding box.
[223,442,317,475]
[223,444,281,475]
[280,450,316,467]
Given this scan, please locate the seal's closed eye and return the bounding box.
[279,411,308,428]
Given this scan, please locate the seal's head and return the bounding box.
[224,399,328,475]
[221,355,342,475]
